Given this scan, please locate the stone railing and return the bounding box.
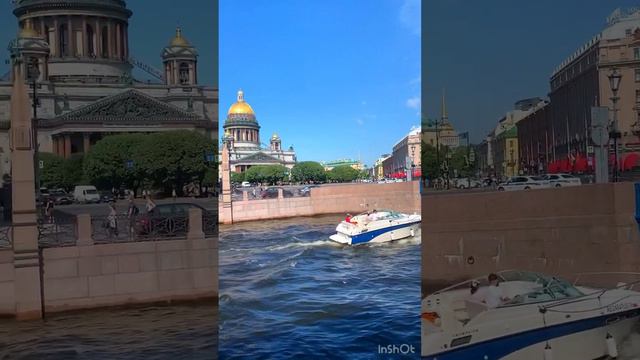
[35,208,213,248]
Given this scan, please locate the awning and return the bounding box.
[548,161,559,173]
[623,153,640,171]
[574,154,588,172]
[559,159,571,173]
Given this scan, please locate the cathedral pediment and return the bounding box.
[237,151,280,163]
[54,89,200,121]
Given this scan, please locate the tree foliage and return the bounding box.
[327,165,359,183]
[291,161,326,183]
[243,165,288,185]
[231,172,244,184]
[38,152,65,189]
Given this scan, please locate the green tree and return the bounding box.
[244,165,288,185]
[327,165,360,183]
[203,168,216,187]
[83,133,147,192]
[291,161,326,183]
[231,172,244,184]
[38,152,65,189]
[62,154,86,190]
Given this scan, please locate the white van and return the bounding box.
[73,185,101,203]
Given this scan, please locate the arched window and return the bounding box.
[101,26,108,58]
[59,24,68,56]
[179,62,190,85]
[86,24,95,56]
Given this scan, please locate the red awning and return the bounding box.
[623,153,640,171]
[574,155,588,172]
[559,159,571,173]
[412,169,422,178]
[548,161,559,173]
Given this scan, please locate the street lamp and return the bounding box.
[445,150,452,189]
[27,62,40,191]
[409,144,415,182]
[608,68,622,182]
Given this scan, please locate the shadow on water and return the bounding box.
[0,304,217,360]
[219,214,421,360]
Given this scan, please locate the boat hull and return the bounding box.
[423,309,640,360]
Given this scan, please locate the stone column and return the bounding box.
[83,133,90,153]
[221,140,233,224]
[123,24,129,59]
[76,214,94,246]
[39,17,45,38]
[115,22,120,59]
[67,15,73,57]
[82,16,87,57]
[173,61,179,86]
[10,65,42,320]
[96,18,102,57]
[107,20,113,59]
[53,17,59,57]
[187,208,204,240]
[189,63,195,84]
[63,134,71,159]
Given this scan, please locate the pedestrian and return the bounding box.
[127,198,139,236]
[45,197,55,223]
[172,188,177,202]
[106,201,118,238]
[146,196,157,215]
[252,187,256,199]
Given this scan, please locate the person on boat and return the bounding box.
[482,273,510,308]
[345,213,352,223]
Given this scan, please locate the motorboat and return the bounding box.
[422,270,640,359]
[329,210,421,245]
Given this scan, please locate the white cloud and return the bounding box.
[356,118,365,126]
[406,96,421,109]
[399,0,421,36]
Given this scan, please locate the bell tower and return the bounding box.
[162,27,199,87]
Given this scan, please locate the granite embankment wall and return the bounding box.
[220,181,421,223]
[422,182,640,295]
[0,208,217,318]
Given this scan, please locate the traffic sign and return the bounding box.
[38,160,43,169]
[587,145,594,154]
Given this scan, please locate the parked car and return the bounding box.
[241,181,251,187]
[99,191,115,203]
[454,178,482,189]
[49,189,73,205]
[136,202,214,235]
[73,185,101,203]
[543,173,582,188]
[261,187,293,199]
[299,185,319,196]
[497,176,549,191]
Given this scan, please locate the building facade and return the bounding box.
[0,0,217,179]
[373,154,390,180]
[382,127,421,178]
[321,159,364,171]
[547,8,640,168]
[516,102,553,174]
[220,90,296,174]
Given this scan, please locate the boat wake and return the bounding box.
[267,239,341,251]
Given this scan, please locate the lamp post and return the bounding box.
[409,144,415,182]
[445,150,452,189]
[28,62,40,192]
[509,148,514,177]
[608,68,622,183]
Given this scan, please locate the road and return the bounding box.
[53,197,217,217]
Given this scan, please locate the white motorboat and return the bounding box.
[422,270,640,359]
[329,210,421,245]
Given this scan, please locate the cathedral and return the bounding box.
[0,0,217,179]
[220,89,296,174]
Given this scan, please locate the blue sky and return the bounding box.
[425,0,640,143]
[220,0,421,167]
[0,0,217,85]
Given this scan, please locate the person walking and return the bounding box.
[127,198,139,237]
[45,197,55,224]
[146,196,157,215]
[172,188,177,202]
[106,201,118,239]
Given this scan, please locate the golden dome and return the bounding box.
[227,89,255,116]
[169,27,190,47]
[271,133,280,140]
[19,18,39,38]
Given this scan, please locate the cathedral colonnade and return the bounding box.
[50,132,105,158]
[19,15,129,60]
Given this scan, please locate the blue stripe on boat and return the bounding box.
[423,308,640,359]
[350,220,419,244]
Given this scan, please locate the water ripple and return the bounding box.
[219,215,420,359]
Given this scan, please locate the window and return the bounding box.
[101,26,108,58]
[627,28,633,36]
[86,24,95,56]
[59,24,68,56]
[634,48,640,60]
[636,90,640,104]
[179,62,190,84]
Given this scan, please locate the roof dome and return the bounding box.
[227,89,255,116]
[271,133,280,140]
[169,27,191,47]
[18,18,40,38]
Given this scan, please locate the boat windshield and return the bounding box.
[354,210,403,219]
[498,270,584,306]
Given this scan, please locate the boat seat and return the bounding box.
[465,299,489,319]
[450,299,470,323]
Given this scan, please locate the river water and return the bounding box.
[218,215,421,360]
[0,304,217,359]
